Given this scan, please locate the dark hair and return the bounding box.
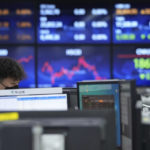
[0,57,26,81]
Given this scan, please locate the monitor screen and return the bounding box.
[0,87,68,111]
[77,80,120,147]
[113,45,150,86]
[0,2,34,44]
[113,3,150,43]
[0,46,35,88]
[37,2,111,44]
[0,110,116,150]
[37,46,110,87]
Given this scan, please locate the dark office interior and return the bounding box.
[0,0,150,149]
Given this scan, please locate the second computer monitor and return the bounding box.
[0,87,68,111]
[77,80,121,148]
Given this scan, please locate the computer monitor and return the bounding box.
[0,110,116,150]
[0,87,68,111]
[77,79,139,150]
[77,80,120,148]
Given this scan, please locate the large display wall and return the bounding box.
[0,0,150,87]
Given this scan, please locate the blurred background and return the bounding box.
[0,0,150,88]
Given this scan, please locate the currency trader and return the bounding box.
[0,57,26,89]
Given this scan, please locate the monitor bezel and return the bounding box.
[77,79,121,149]
[0,87,63,96]
[62,87,77,110]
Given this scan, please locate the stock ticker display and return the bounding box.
[113,3,150,43]
[38,3,111,44]
[0,1,150,87]
[113,46,150,86]
[0,3,34,44]
[37,46,110,87]
[78,82,120,146]
[0,46,35,88]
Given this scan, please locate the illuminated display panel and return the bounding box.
[113,3,150,43]
[38,2,111,44]
[0,3,34,44]
[0,94,68,111]
[113,45,150,86]
[0,46,35,88]
[37,46,110,87]
[77,81,120,147]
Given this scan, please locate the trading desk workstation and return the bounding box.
[0,0,150,149]
[0,79,148,150]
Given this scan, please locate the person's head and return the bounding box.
[0,57,26,89]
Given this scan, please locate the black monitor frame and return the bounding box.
[77,79,121,149]
[63,87,78,110]
[77,79,139,150]
[0,110,116,150]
